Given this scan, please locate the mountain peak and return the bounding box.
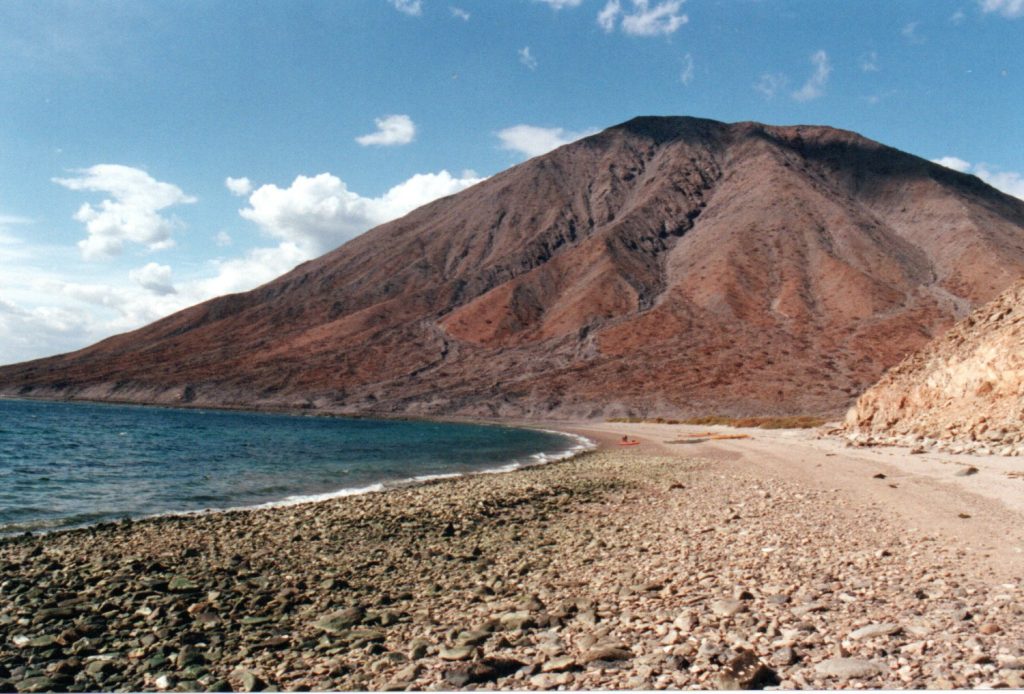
[3,118,1024,419]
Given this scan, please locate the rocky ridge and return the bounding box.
[1,451,1021,691]
[4,116,1024,418]
[845,277,1024,455]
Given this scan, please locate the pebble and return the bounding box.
[848,623,901,640]
[438,645,476,661]
[0,449,1018,691]
[711,599,747,617]
[815,657,885,680]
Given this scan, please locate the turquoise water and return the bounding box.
[0,399,590,535]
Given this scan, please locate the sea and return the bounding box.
[0,398,592,536]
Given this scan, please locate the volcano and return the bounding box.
[4,116,1024,419]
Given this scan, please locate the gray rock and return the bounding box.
[167,576,199,593]
[438,645,476,661]
[313,607,365,634]
[446,658,524,686]
[540,656,577,673]
[848,623,901,641]
[711,599,747,617]
[498,611,535,631]
[814,658,884,680]
[582,646,632,664]
[236,670,264,693]
[409,638,432,660]
[455,630,490,647]
[14,677,56,693]
[392,663,422,684]
[529,672,573,689]
[791,601,828,617]
[771,647,796,667]
[26,635,59,650]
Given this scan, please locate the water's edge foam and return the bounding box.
[188,429,596,513]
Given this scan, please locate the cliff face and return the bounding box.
[845,278,1024,454]
[4,116,1024,419]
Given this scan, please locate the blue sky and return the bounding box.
[1,0,1022,364]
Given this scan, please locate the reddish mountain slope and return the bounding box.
[3,116,1024,419]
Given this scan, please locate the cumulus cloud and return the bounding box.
[449,5,470,20]
[238,169,483,255]
[225,176,253,196]
[0,297,98,365]
[519,46,538,70]
[535,0,583,7]
[599,0,688,36]
[388,0,422,16]
[680,52,694,85]
[129,262,176,295]
[496,125,598,159]
[53,165,196,261]
[980,0,1024,18]
[0,165,489,365]
[791,50,831,102]
[355,114,416,147]
[933,156,1024,199]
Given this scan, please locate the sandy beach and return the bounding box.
[2,422,1024,691]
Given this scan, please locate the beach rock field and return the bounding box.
[1,450,1022,691]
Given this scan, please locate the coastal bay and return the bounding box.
[2,424,1023,691]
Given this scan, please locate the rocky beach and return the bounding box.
[2,425,1024,692]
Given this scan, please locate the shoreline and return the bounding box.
[2,432,1023,691]
[0,399,598,540]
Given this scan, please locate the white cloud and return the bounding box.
[355,114,417,147]
[215,230,232,247]
[754,73,788,99]
[129,262,176,295]
[519,46,538,70]
[791,50,831,102]
[933,156,972,173]
[599,0,687,36]
[388,0,422,16]
[860,51,879,72]
[597,0,621,31]
[622,0,687,35]
[980,0,1024,18]
[225,176,253,196]
[449,5,470,20]
[496,125,597,159]
[950,9,967,24]
[933,156,1024,199]
[53,165,196,261]
[0,164,489,365]
[238,169,483,256]
[535,0,584,7]
[680,52,694,85]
